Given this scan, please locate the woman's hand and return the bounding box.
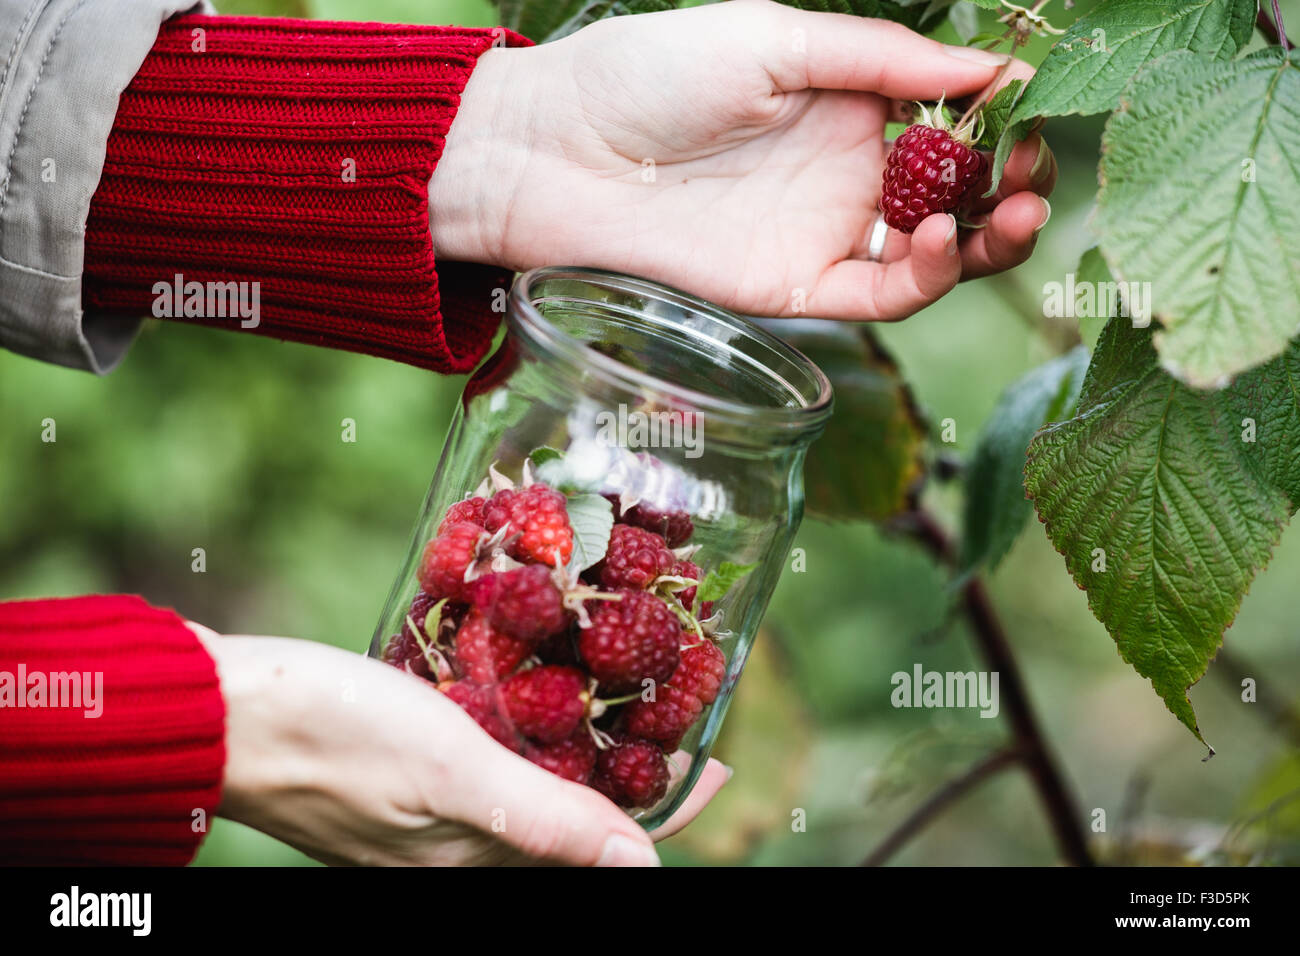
[189,625,729,866]
[432,0,1055,322]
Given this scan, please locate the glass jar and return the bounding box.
[370,266,832,831]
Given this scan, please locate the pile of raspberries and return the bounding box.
[381,478,726,810]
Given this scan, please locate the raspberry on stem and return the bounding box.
[880,99,988,234]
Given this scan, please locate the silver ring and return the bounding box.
[866,214,890,263]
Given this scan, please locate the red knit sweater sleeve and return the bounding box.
[83,15,530,373]
[0,595,225,865]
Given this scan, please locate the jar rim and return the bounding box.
[507,267,833,437]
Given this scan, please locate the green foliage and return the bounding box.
[1232,752,1300,862]
[1096,48,1300,388]
[975,78,1025,150]
[1072,246,1115,348]
[499,0,677,41]
[1014,0,1254,121]
[7,0,1296,867]
[769,0,940,32]
[496,0,589,40]
[563,493,615,571]
[1025,315,1300,744]
[990,0,1256,189]
[697,560,758,604]
[961,345,1089,572]
[759,321,927,523]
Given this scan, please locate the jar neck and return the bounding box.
[505,267,832,453]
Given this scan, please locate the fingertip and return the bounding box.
[997,190,1051,239]
[911,213,963,294]
[1002,133,1057,197]
[650,758,732,842]
[958,191,1047,278]
[1000,57,1037,89]
[596,831,661,867]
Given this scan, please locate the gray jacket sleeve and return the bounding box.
[0,0,210,373]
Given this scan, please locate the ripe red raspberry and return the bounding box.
[622,684,703,747]
[500,665,589,743]
[482,484,574,566]
[381,632,429,678]
[671,559,711,618]
[417,521,484,602]
[672,639,726,705]
[453,609,532,684]
[599,524,675,590]
[438,496,486,535]
[469,564,569,644]
[381,592,435,673]
[578,590,680,693]
[607,496,694,548]
[592,736,669,808]
[440,680,522,753]
[524,731,597,784]
[880,123,987,234]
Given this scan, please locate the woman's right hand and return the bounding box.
[189,625,729,866]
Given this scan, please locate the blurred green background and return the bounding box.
[3,0,1298,866]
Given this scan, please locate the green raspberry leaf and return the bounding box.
[1015,0,1253,121]
[1095,48,1300,388]
[976,79,1025,151]
[499,0,678,43]
[1225,347,1300,510]
[497,0,589,41]
[989,0,1256,189]
[1025,317,1295,747]
[698,561,759,604]
[528,446,565,467]
[961,345,1089,572]
[564,493,615,573]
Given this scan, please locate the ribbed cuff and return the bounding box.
[0,595,225,866]
[83,15,526,373]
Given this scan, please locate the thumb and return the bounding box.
[451,745,661,866]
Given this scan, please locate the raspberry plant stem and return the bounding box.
[1258,6,1290,49]
[893,508,1094,866]
[1270,0,1290,50]
[861,746,1022,866]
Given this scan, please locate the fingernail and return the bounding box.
[944,214,958,253]
[597,834,661,868]
[1034,197,1052,234]
[723,763,735,782]
[944,45,1008,67]
[1029,138,1053,185]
